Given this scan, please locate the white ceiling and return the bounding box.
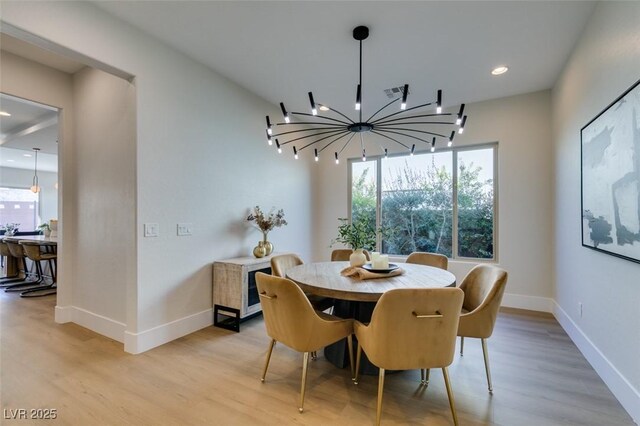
[0,94,59,173]
[93,1,596,114]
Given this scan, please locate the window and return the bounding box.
[0,187,40,232]
[349,144,496,260]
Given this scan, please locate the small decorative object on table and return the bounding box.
[247,206,287,258]
[1,223,20,236]
[38,223,52,237]
[332,216,387,267]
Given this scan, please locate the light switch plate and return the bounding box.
[144,223,159,237]
[177,223,193,236]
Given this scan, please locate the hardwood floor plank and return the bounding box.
[0,292,634,425]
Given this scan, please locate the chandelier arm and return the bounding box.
[338,132,357,155]
[299,130,350,151]
[374,113,454,126]
[320,106,356,124]
[290,112,351,125]
[374,126,449,138]
[376,121,456,126]
[364,98,400,123]
[375,128,439,145]
[280,129,346,146]
[369,101,435,124]
[370,130,411,150]
[318,132,353,153]
[272,126,346,138]
[275,121,347,127]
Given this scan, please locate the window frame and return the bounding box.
[347,142,499,262]
[0,185,42,232]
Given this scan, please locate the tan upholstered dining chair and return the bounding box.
[406,251,449,270]
[256,273,354,413]
[330,249,372,262]
[354,287,464,426]
[271,254,334,312]
[457,264,508,393]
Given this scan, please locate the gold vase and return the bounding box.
[262,232,273,256]
[253,241,267,258]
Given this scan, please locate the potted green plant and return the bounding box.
[38,223,52,237]
[332,216,384,266]
[1,223,20,236]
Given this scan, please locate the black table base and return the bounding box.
[324,299,381,375]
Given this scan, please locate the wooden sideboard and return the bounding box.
[212,254,282,332]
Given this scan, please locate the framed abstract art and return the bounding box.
[581,78,640,264]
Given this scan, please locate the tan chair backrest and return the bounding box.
[331,249,372,261]
[0,241,11,257]
[270,254,303,278]
[458,265,508,338]
[362,287,463,370]
[331,249,352,261]
[405,252,448,270]
[256,272,345,352]
[5,241,25,257]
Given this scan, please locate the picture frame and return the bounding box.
[581,78,640,264]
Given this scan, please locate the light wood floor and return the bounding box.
[0,292,634,425]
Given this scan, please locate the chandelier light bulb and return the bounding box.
[293,146,298,159]
[449,131,455,147]
[458,115,467,134]
[410,144,415,156]
[266,130,272,145]
[308,92,318,116]
[31,185,41,193]
[280,102,290,123]
[456,104,465,125]
[266,116,272,134]
[384,148,388,158]
[276,139,282,153]
[355,84,361,111]
[362,149,366,162]
[401,84,409,110]
[314,149,319,162]
[335,152,339,164]
[431,137,436,153]
[436,89,442,114]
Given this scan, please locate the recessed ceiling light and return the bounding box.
[6,159,15,162]
[318,105,330,111]
[491,66,509,76]
[0,111,11,117]
[23,154,32,157]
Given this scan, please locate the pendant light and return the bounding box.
[30,148,41,193]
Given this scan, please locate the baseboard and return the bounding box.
[124,308,213,354]
[54,305,73,323]
[502,292,553,312]
[553,302,640,424]
[56,306,126,343]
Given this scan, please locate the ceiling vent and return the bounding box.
[384,85,409,99]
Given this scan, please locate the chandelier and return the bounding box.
[264,26,468,164]
[30,147,41,193]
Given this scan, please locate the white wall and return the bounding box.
[1,1,313,352]
[0,50,74,309]
[71,66,136,328]
[552,1,640,422]
[0,166,58,225]
[313,90,554,310]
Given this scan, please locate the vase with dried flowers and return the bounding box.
[247,206,287,257]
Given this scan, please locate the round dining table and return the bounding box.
[286,261,457,373]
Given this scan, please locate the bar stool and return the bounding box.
[3,240,42,292]
[19,241,57,297]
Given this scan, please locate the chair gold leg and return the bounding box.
[299,352,310,413]
[481,338,493,393]
[347,335,355,381]
[261,339,276,382]
[460,336,464,356]
[311,351,317,361]
[420,369,431,386]
[376,368,385,426]
[442,367,459,426]
[354,343,362,384]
